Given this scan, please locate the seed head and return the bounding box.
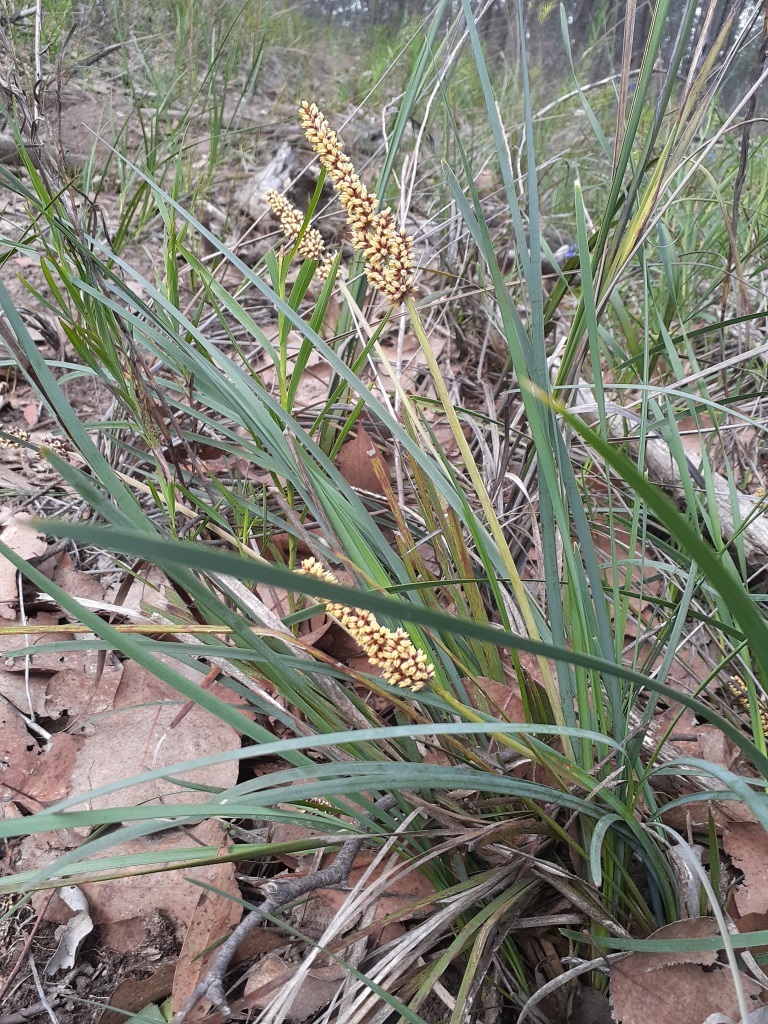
[40,435,71,461]
[0,426,28,450]
[317,252,338,281]
[297,557,433,691]
[726,674,768,733]
[265,188,326,262]
[299,102,415,303]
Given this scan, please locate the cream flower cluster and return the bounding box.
[299,102,415,303]
[264,188,334,275]
[298,557,433,692]
[0,426,28,449]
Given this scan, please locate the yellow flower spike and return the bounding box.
[1,426,29,450]
[727,674,768,734]
[296,557,433,693]
[265,188,326,262]
[298,101,415,304]
[317,252,339,282]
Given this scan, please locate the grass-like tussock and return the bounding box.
[1,1,768,1022]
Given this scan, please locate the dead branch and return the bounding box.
[171,793,397,1024]
[571,395,768,568]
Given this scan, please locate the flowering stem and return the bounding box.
[404,296,569,744]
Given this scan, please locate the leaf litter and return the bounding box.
[0,516,250,1018]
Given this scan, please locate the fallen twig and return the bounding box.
[171,793,398,1023]
[570,393,768,569]
[0,894,53,1007]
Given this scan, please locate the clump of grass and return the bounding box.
[1,2,768,1022]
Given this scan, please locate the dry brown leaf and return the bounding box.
[515,650,549,689]
[0,644,122,725]
[232,928,289,961]
[1,799,23,820]
[99,927,288,1024]
[265,535,314,564]
[462,675,526,721]
[23,820,236,952]
[44,653,123,723]
[335,426,387,494]
[99,962,176,1024]
[0,611,76,670]
[311,850,435,925]
[21,732,84,810]
[695,723,739,769]
[257,332,332,412]
[0,455,30,490]
[0,514,47,619]
[244,953,345,1022]
[171,823,242,1017]
[654,704,699,739]
[429,416,461,460]
[317,621,365,661]
[724,822,768,917]
[611,918,766,1023]
[371,330,446,399]
[420,743,453,767]
[0,668,53,719]
[50,550,105,603]
[0,706,39,801]
[267,817,334,870]
[105,566,171,620]
[665,647,716,699]
[22,401,39,428]
[653,705,738,772]
[624,917,722,973]
[611,958,763,1024]
[61,660,243,814]
[657,786,756,832]
[254,579,293,620]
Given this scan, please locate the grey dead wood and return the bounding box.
[171,794,398,1024]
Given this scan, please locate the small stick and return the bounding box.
[172,794,397,1023]
[26,954,57,1024]
[32,0,42,125]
